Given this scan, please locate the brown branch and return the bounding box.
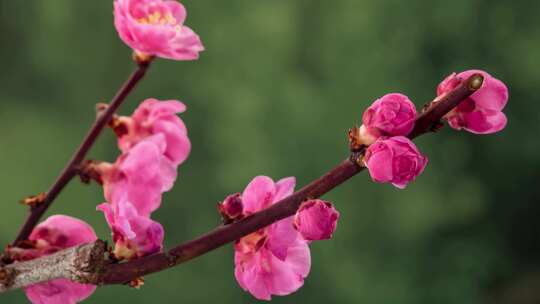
[0,73,484,291]
[0,241,106,293]
[12,60,152,245]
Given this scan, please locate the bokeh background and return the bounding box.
[1,0,539,303]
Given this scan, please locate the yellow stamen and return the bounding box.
[137,11,178,26]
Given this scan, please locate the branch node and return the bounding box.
[132,52,154,67]
[0,268,17,288]
[77,160,104,185]
[348,125,364,152]
[127,276,145,289]
[469,74,484,90]
[72,240,107,285]
[20,193,46,208]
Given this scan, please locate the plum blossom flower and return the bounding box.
[97,198,164,260]
[437,69,508,134]
[116,98,191,166]
[14,215,98,304]
[97,134,177,217]
[294,200,340,241]
[114,0,204,60]
[364,136,428,189]
[360,93,417,145]
[232,176,311,300]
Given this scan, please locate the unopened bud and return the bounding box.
[218,193,244,223]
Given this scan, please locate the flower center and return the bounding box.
[237,229,268,254]
[137,11,182,31]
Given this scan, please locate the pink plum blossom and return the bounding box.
[98,134,177,217]
[114,0,204,60]
[364,136,428,189]
[360,93,417,144]
[437,69,508,134]
[294,200,340,241]
[97,198,164,260]
[232,176,311,300]
[19,215,98,304]
[116,98,191,166]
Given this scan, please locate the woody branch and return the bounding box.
[0,73,484,293]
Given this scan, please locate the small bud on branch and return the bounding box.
[20,193,46,208]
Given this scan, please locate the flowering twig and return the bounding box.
[13,60,152,245]
[0,73,484,291]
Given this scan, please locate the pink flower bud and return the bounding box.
[364,136,428,189]
[114,0,204,61]
[437,70,508,134]
[361,93,417,143]
[294,200,340,241]
[22,215,98,304]
[218,193,243,221]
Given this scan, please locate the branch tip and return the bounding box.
[469,74,484,91]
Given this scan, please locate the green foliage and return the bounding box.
[0,0,538,303]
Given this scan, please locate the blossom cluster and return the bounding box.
[95,98,191,260]
[357,70,508,189]
[219,176,340,300]
[9,0,201,301]
[5,0,511,303]
[10,98,192,304]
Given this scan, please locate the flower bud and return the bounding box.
[294,200,340,241]
[218,193,243,222]
[360,93,417,144]
[437,70,508,134]
[364,136,428,189]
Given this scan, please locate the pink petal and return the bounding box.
[150,99,187,116]
[153,120,191,165]
[168,26,205,60]
[29,215,97,247]
[25,279,96,304]
[267,217,298,260]
[464,111,507,135]
[235,251,272,301]
[273,177,296,203]
[159,156,178,192]
[163,0,187,25]
[458,70,508,111]
[266,241,311,297]
[242,176,276,213]
[365,144,394,183]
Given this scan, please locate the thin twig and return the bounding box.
[13,61,152,245]
[0,73,483,291]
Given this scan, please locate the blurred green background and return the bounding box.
[1,0,538,303]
